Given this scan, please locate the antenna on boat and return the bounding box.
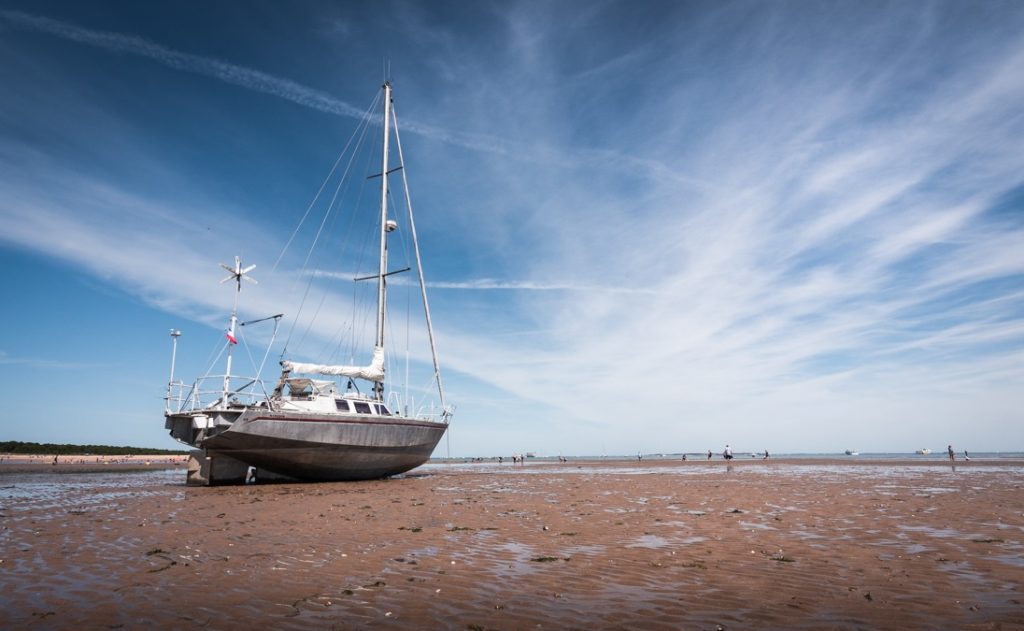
[166,329,181,413]
[240,313,284,388]
[219,256,257,405]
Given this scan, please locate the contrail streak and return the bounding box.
[0,10,521,156]
[1,10,367,119]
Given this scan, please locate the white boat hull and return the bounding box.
[167,409,446,483]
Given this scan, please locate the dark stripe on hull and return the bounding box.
[202,411,447,481]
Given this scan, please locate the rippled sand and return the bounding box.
[1,459,1022,629]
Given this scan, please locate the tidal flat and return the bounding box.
[1,459,1022,629]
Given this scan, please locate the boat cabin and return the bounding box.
[279,377,391,416]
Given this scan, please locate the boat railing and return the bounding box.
[166,374,272,413]
[386,392,450,423]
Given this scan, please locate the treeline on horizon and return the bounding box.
[0,441,188,456]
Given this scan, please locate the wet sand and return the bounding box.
[1,459,1022,629]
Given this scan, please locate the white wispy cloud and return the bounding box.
[0,138,440,380]
[429,1,1024,452]
[309,270,653,293]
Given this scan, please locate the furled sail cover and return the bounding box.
[282,346,385,382]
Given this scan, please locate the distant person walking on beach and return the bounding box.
[723,445,733,460]
[707,450,712,460]
[964,450,970,461]
[948,444,955,461]
[763,450,769,460]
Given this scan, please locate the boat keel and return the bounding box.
[187,449,248,486]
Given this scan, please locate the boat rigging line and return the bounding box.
[278,93,380,359]
[272,91,382,273]
[392,104,450,421]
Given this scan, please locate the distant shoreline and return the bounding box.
[0,453,187,475]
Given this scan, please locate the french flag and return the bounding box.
[226,330,237,345]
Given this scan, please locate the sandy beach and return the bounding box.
[1,458,1022,629]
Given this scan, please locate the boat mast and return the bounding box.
[374,82,393,402]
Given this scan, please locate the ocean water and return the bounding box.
[433,451,1024,463]
[2,455,1020,509]
[0,468,183,512]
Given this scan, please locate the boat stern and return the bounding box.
[165,408,244,448]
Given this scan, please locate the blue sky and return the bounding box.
[1,1,1022,456]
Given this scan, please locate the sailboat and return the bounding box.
[164,82,451,485]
